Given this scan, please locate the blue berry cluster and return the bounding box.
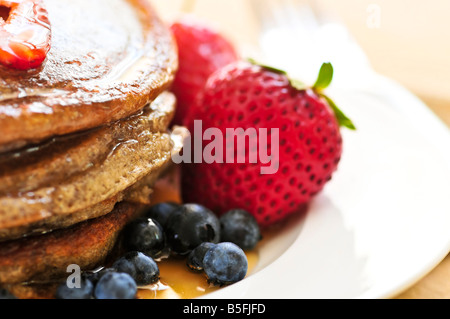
[186,208,262,286]
[55,251,159,299]
[55,202,261,299]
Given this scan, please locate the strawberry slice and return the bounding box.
[0,0,51,71]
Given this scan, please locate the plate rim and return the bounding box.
[200,73,450,300]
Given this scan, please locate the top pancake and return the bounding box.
[0,0,178,152]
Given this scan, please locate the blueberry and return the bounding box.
[122,217,166,259]
[144,202,180,229]
[220,209,262,250]
[112,251,160,285]
[0,288,16,299]
[203,242,248,286]
[165,204,221,255]
[94,272,137,299]
[186,242,217,271]
[83,267,116,285]
[55,277,94,299]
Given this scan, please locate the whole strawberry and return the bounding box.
[170,18,238,126]
[181,61,355,228]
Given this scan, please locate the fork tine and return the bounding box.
[281,0,321,32]
[248,0,331,81]
[249,0,278,31]
[250,0,321,43]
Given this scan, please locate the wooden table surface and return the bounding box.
[152,0,450,299]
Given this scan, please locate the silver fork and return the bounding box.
[248,0,374,89]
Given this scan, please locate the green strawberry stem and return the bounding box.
[248,59,356,130]
[313,62,334,90]
[312,62,356,130]
[321,94,356,130]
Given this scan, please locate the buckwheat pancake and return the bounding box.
[0,92,182,242]
[0,167,183,299]
[0,0,178,152]
[0,0,185,298]
[0,202,141,287]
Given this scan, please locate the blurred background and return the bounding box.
[153,0,450,127]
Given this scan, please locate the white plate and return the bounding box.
[201,73,450,299]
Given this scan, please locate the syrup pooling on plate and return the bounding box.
[0,0,51,70]
[136,252,259,299]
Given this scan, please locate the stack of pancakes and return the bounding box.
[0,0,185,298]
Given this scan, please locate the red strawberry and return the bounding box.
[0,0,51,70]
[180,61,355,228]
[170,18,238,126]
